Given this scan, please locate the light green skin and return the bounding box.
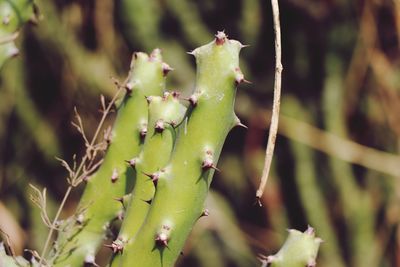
[0,0,35,68]
[117,36,243,267]
[266,229,321,267]
[111,93,187,266]
[52,50,167,267]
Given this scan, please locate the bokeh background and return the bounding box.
[1,0,400,266]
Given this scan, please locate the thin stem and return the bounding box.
[38,88,123,266]
[256,0,283,203]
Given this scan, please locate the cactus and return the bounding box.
[113,31,246,267]
[50,50,169,267]
[260,227,322,267]
[110,91,186,264]
[0,0,36,68]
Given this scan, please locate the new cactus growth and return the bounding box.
[110,91,186,265]
[260,227,322,267]
[51,49,169,267]
[116,31,246,267]
[0,0,36,68]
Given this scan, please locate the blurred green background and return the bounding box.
[1,0,400,266]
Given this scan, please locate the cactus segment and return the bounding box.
[261,227,322,267]
[110,92,186,265]
[118,32,244,266]
[51,50,167,267]
[0,0,36,68]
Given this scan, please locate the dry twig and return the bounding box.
[37,86,123,266]
[256,0,283,204]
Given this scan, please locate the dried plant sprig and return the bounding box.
[37,86,124,266]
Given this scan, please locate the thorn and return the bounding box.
[142,171,160,186]
[125,82,134,94]
[234,116,248,129]
[234,67,247,85]
[200,209,209,218]
[125,158,137,168]
[84,254,99,267]
[188,94,199,107]
[111,168,119,183]
[215,31,227,45]
[155,119,165,133]
[104,239,124,254]
[155,233,169,247]
[187,50,195,56]
[76,214,85,224]
[146,96,153,104]
[240,44,251,49]
[140,125,148,139]
[201,157,220,172]
[305,226,315,236]
[150,48,162,60]
[162,62,174,76]
[113,197,126,209]
[171,91,180,99]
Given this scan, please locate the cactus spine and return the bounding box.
[52,50,168,267]
[116,32,245,267]
[261,227,322,267]
[110,91,187,264]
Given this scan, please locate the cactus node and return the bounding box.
[215,31,227,45]
[111,168,119,183]
[162,63,174,76]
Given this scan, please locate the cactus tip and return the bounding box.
[215,31,227,45]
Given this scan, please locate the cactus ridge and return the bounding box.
[50,49,169,267]
[110,91,187,266]
[116,32,246,267]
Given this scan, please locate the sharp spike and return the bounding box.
[155,119,165,133]
[215,31,227,45]
[162,62,174,76]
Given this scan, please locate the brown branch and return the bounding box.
[256,0,283,203]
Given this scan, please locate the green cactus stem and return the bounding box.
[110,91,187,265]
[117,31,246,267]
[0,0,36,68]
[51,49,169,267]
[261,227,322,267]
